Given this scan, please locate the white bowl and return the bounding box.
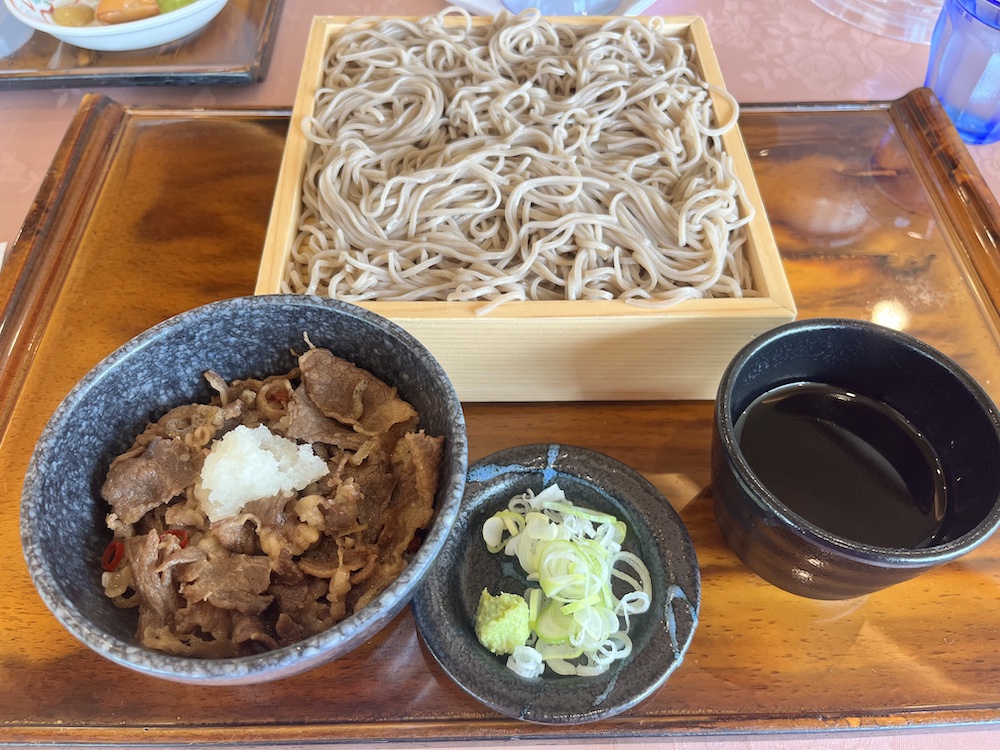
[2,0,228,51]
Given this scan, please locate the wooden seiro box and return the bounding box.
[257,14,796,402]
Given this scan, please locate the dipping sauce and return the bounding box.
[735,382,948,549]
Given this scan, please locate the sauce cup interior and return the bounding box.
[711,317,1000,599]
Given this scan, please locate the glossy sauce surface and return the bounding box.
[735,382,948,548]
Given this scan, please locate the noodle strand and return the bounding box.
[288,8,756,311]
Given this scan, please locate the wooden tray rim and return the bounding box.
[4,92,1000,743]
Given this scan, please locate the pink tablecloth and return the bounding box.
[1,3,1000,747]
[0,0,998,254]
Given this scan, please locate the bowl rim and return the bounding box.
[20,294,469,684]
[3,0,224,37]
[715,316,1000,564]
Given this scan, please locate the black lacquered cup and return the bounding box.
[712,318,1000,599]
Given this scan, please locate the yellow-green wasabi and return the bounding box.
[474,589,530,655]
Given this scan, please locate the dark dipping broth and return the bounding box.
[734,382,947,549]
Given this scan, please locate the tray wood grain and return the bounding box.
[1,90,1000,745]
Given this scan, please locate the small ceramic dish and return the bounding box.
[3,0,227,51]
[412,443,700,724]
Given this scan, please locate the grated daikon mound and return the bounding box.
[196,424,329,522]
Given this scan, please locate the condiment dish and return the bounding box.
[413,443,700,724]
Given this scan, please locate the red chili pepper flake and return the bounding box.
[266,389,290,405]
[160,529,189,548]
[406,530,426,555]
[101,540,125,572]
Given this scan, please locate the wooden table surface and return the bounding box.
[1,82,1000,746]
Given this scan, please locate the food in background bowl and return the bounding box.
[51,0,197,27]
[21,295,468,684]
[100,342,444,658]
[2,0,228,51]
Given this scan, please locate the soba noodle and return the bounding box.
[286,8,755,312]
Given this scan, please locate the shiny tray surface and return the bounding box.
[0,0,281,89]
[1,91,1000,744]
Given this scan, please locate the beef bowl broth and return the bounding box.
[21,295,468,684]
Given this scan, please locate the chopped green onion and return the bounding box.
[479,483,652,678]
[527,587,542,629]
[507,644,545,678]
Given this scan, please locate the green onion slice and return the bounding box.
[480,483,652,678]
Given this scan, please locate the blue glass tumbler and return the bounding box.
[925,0,1000,145]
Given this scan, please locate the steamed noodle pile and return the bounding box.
[286,8,755,312]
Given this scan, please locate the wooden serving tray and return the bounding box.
[2,90,1000,745]
[0,0,282,89]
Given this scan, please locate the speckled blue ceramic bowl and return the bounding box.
[20,294,468,684]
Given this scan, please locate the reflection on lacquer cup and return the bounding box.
[711,318,1000,600]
